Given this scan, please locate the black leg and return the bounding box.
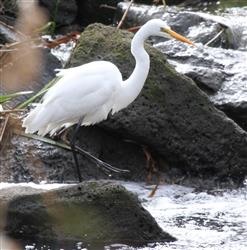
[70,117,84,182]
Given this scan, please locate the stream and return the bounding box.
[1,0,247,249]
[122,182,247,250]
[1,181,247,250]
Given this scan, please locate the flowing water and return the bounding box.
[121,182,247,250]
[1,182,247,250]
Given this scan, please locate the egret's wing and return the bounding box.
[44,61,121,106]
[23,61,122,135]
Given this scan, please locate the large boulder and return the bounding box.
[2,23,247,188]
[66,23,247,185]
[2,181,175,248]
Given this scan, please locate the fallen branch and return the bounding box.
[117,0,134,29]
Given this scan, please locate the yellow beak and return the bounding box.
[162,27,195,46]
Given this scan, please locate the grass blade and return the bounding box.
[0,91,33,104]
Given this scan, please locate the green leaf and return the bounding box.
[0,91,33,104]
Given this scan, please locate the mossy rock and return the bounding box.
[66,23,247,185]
[3,181,175,248]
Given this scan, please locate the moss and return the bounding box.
[5,182,174,246]
[48,202,115,242]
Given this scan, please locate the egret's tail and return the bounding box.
[22,104,51,136]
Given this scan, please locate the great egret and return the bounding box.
[23,19,194,182]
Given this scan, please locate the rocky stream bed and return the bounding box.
[0,0,247,249]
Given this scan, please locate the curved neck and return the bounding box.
[115,27,150,112]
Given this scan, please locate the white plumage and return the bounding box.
[23,19,194,136]
[23,61,122,136]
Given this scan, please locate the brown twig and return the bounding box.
[148,183,160,198]
[0,115,9,145]
[117,0,134,29]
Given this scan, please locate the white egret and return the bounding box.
[23,19,194,182]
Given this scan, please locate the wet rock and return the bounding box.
[131,1,215,6]
[179,0,218,8]
[66,23,247,184]
[0,22,22,44]
[115,3,242,49]
[38,0,77,26]
[186,11,245,49]
[155,42,247,131]
[3,181,175,247]
[115,3,164,28]
[0,125,147,183]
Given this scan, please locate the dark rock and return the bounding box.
[0,32,8,44]
[217,103,247,133]
[66,23,247,185]
[76,0,122,27]
[0,133,74,182]
[0,22,21,43]
[3,181,175,247]
[0,126,147,183]
[184,67,224,93]
[1,0,19,18]
[38,0,77,26]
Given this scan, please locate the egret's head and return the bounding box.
[144,19,194,46]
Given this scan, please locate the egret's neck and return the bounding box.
[118,28,150,110]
